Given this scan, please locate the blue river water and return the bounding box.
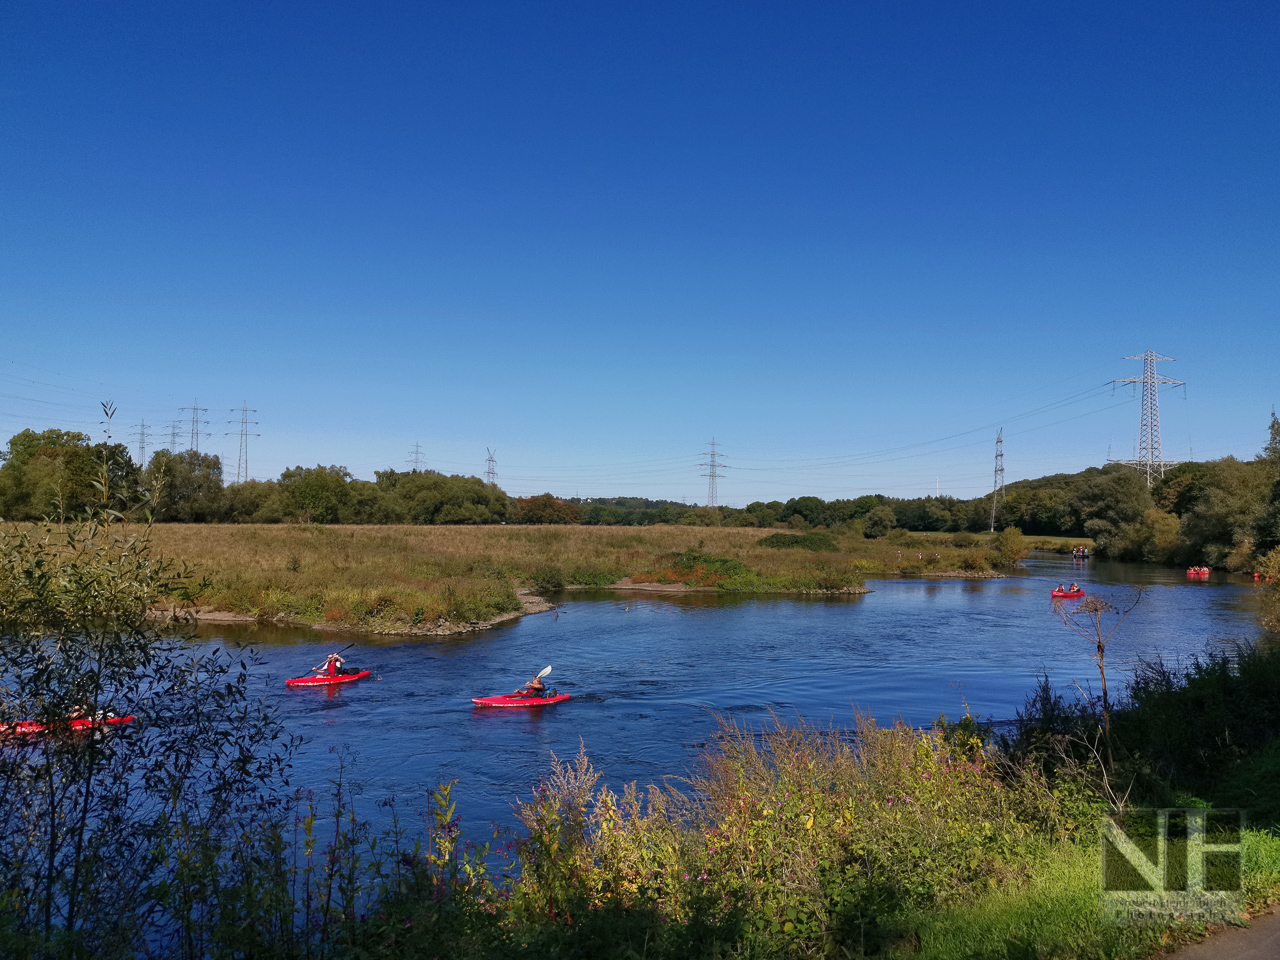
[194,555,1263,835]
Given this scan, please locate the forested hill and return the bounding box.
[1,414,1278,570]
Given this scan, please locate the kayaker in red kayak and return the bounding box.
[515,673,546,698]
[514,665,554,698]
[314,652,346,678]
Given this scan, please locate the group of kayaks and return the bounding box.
[3,659,567,741]
[285,654,570,709]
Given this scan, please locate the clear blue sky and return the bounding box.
[2,1,1276,505]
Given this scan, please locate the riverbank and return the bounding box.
[135,522,1000,634]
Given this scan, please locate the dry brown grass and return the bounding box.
[63,522,994,629]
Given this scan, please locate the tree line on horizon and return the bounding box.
[1,414,1277,569]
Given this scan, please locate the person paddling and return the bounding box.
[1068,583,1079,593]
[515,666,553,698]
[314,652,346,678]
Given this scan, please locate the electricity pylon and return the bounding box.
[131,420,150,466]
[485,449,497,485]
[699,438,726,508]
[180,400,210,454]
[227,405,259,483]
[989,429,1004,532]
[1109,351,1184,486]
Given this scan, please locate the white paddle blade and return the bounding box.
[537,665,553,679]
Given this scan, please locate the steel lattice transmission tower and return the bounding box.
[408,442,426,472]
[131,420,151,467]
[989,429,1005,532]
[227,405,259,484]
[699,438,726,508]
[180,399,210,454]
[1109,351,1184,486]
[485,448,498,486]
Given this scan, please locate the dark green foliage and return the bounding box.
[514,492,579,524]
[756,531,839,551]
[0,429,140,521]
[988,526,1028,567]
[745,499,785,526]
[376,468,511,524]
[146,449,226,522]
[863,504,897,538]
[1004,641,1280,823]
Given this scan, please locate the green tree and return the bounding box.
[783,496,827,527]
[146,449,225,522]
[745,500,785,527]
[990,525,1028,567]
[863,504,897,538]
[222,478,283,522]
[514,493,580,524]
[1178,457,1270,567]
[1073,467,1153,555]
[1255,414,1280,555]
[279,464,353,523]
[377,469,510,524]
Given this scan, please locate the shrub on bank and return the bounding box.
[757,531,840,552]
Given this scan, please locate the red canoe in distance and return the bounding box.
[471,693,571,708]
[0,715,134,738]
[1051,589,1085,599]
[285,670,372,688]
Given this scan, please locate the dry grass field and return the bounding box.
[139,523,1003,629]
[64,522,1060,631]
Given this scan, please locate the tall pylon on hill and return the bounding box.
[989,429,1005,532]
[700,438,726,508]
[1109,351,1184,486]
[408,442,426,472]
[485,448,498,486]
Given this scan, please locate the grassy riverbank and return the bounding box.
[132,523,1026,630]
[6,512,1279,958]
[296,639,1280,960]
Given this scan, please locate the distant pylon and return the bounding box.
[485,448,498,485]
[408,442,426,472]
[169,420,182,452]
[699,438,726,508]
[1109,351,1184,486]
[180,399,210,454]
[989,429,1005,532]
[131,420,150,466]
[226,404,259,483]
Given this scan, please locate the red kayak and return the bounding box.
[0,715,134,737]
[471,693,571,708]
[1051,589,1085,599]
[286,670,371,687]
